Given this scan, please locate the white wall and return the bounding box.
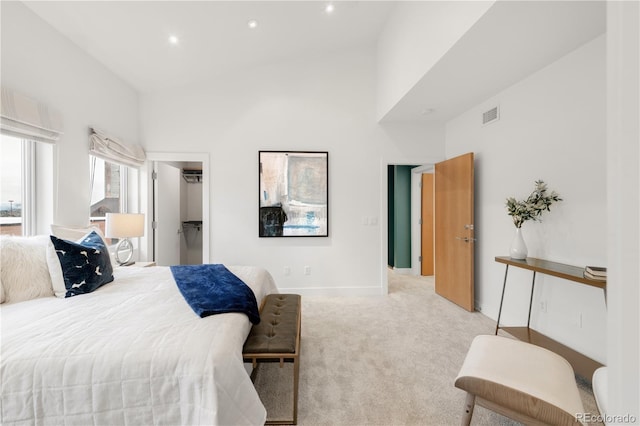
[0,2,139,232]
[445,36,608,363]
[140,47,444,295]
[376,0,494,120]
[606,0,639,420]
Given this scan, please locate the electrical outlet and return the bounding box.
[568,312,583,328]
[540,301,547,313]
[304,266,311,275]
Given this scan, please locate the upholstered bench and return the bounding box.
[243,293,301,425]
[455,335,585,425]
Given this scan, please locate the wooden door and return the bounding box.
[434,153,475,311]
[421,173,434,276]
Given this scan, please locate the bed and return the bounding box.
[0,233,277,425]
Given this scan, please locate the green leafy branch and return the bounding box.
[506,180,562,228]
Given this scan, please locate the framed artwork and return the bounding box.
[259,151,328,237]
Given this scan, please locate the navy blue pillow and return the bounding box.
[50,231,114,298]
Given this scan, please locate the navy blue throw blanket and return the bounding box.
[170,264,260,324]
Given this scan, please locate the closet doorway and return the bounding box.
[144,153,210,266]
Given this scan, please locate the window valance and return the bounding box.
[89,127,146,168]
[0,87,63,144]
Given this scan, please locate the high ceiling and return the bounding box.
[21,1,606,122]
[23,1,396,94]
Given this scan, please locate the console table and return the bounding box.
[494,256,606,381]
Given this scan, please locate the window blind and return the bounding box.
[89,127,146,168]
[0,87,63,144]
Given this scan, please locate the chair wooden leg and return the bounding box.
[461,392,476,426]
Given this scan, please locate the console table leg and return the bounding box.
[527,271,537,328]
[495,265,509,334]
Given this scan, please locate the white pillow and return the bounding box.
[0,235,54,303]
[46,239,65,298]
[50,224,107,242]
[50,224,113,267]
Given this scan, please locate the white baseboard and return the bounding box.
[392,267,413,275]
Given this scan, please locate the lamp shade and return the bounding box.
[105,213,144,238]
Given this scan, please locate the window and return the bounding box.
[1,88,61,235]
[89,156,128,235]
[0,135,35,236]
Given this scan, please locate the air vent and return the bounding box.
[482,106,500,125]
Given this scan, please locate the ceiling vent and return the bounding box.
[482,106,500,125]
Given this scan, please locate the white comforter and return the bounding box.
[1,265,278,425]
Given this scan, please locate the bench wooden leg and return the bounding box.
[249,360,260,382]
[292,356,300,424]
[462,393,475,426]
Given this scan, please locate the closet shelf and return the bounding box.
[182,168,202,183]
[182,220,202,231]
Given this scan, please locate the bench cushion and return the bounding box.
[243,294,300,354]
[455,335,585,425]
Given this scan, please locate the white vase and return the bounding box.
[509,227,528,260]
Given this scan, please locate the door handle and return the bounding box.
[455,236,477,243]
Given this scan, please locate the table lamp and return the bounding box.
[105,213,144,266]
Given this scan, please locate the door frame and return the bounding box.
[379,157,443,294]
[420,172,435,276]
[141,152,210,264]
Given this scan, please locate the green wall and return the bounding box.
[387,166,395,266]
[388,165,414,269]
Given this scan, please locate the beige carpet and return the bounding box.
[252,270,601,425]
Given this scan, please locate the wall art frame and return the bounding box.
[258,150,329,237]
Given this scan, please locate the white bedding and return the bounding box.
[1,265,278,425]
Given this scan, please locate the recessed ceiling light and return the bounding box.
[247,19,258,29]
[168,35,179,45]
[325,3,335,14]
